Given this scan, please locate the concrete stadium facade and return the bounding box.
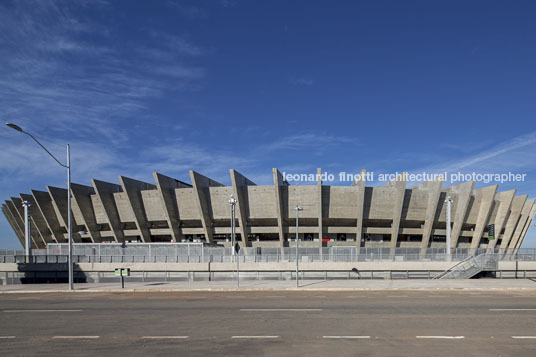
[2,169,535,256]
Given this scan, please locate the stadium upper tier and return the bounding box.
[2,169,535,255]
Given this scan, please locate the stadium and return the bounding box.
[2,169,535,256]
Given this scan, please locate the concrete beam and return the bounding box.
[487,190,515,252]
[230,169,255,247]
[189,171,223,244]
[2,202,24,246]
[469,185,498,254]
[153,172,191,242]
[272,168,288,246]
[509,198,534,250]
[500,195,527,250]
[352,169,366,251]
[71,183,101,243]
[91,179,125,242]
[419,179,444,257]
[317,168,323,247]
[446,181,475,250]
[20,193,52,247]
[31,190,65,243]
[119,176,156,243]
[387,173,407,255]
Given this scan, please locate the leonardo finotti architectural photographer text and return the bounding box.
[282,171,527,184]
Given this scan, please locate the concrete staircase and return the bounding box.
[434,254,499,279]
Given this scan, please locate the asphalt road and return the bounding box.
[1,290,536,356]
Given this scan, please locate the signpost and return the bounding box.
[115,268,130,289]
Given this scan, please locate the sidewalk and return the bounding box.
[1,278,535,293]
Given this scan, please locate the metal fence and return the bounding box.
[1,244,535,263]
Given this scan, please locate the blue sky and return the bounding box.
[1,0,535,249]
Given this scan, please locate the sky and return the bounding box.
[0,0,535,250]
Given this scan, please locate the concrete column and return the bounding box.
[419,180,443,258]
[499,195,527,251]
[447,181,475,251]
[31,190,66,243]
[469,185,498,255]
[20,193,51,247]
[317,168,323,247]
[351,169,366,251]
[230,169,255,247]
[272,168,288,246]
[387,173,407,257]
[486,190,515,252]
[508,199,535,250]
[70,183,102,243]
[119,176,156,243]
[189,171,223,244]
[91,179,125,242]
[153,172,191,242]
[2,203,25,246]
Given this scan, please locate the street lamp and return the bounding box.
[229,195,237,261]
[295,205,303,288]
[22,200,31,262]
[445,196,453,260]
[5,123,73,290]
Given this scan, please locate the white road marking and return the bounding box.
[489,309,536,311]
[240,309,323,311]
[53,336,99,339]
[142,336,189,339]
[232,336,279,339]
[0,336,15,339]
[416,336,464,339]
[512,336,536,339]
[323,336,370,339]
[3,309,82,313]
[388,295,408,298]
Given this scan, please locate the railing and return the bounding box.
[435,253,500,279]
[0,250,532,264]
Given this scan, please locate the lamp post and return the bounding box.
[229,195,237,262]
[22,200,31,262]
[6,123,73,290]
[295,205,303,288]
[445,196,453,261]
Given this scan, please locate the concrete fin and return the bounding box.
[487,189,516,251]
[509,198,534,250]
[10,197,39,249]
[469,185,498,253]
[71,183,101,243]
[153,172,190,242]
[515,203,536,251]
[2,202,24,246]
[119,176,156,243]
[419,179,444,255]
[20,193,51,247]
[354,169,366,250]
[230,169,255,246]
[500,194,528,250]
[31,190,65,243]
[189,171,223,243]
[445,181,475,250]
[317,168,323,246]
[389,172,407,254]
[273,168,287,246]
[91,179,124,242]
